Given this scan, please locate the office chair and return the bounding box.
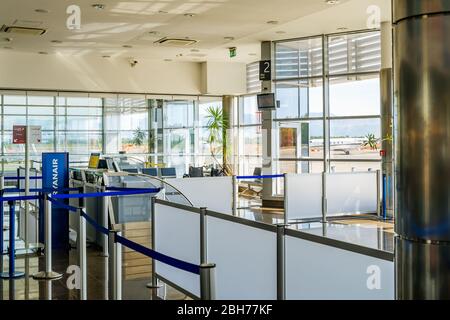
[160,167,177,179]
[189,166,204,178]
[142,168,159,177]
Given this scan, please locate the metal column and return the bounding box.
[393,0,450,299]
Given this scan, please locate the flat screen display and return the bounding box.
[257,93,276,110]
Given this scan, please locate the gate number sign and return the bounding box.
[259,60,272,81]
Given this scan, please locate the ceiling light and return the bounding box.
[176,53,183,57]
[276,31,286,34]
[102,55,111,58]
[190,49,200,52]
[164,59,172,62]
[158,10,168,14]
[224,36,235,41]
[35,9,49,13]
[184,13,196,17]
[148,31,160,35]
[326,0,340,4]
[122,45,132,48]
[3,46,13,50]
[337,27,348,31]
[3,37,13,42]
[92,4,106,10]
[51,40,63,44]
[248,53,257,56]
[267,21,279,25]
[38,51,48,55]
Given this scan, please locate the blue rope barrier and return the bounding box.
[115,234,200,275]
[106,187,161,192]
[4,176,42,181]
[52,188,161,200]
[236,174,285,180]
[48,197,79,213]
[3,187,79,194]
[81,212,109,235]
[0,195,41,202]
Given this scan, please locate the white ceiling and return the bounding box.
[0,0,391,63]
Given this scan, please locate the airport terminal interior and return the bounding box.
[0,0,448,301]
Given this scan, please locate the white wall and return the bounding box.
[201,61,246,95]
[0,51,203,94]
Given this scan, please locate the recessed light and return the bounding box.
[35,9,49,13]
[158,10,168,14]
[164,59,172,62]
[176,53,183,58]
[224,36,235,41]
[51,40,63,44]
[276,31,286,34]
[122,45,132,48]
[337,27,348,31]
[267,21,279,25]
[3,46,13,50]
[184,13,196,17]
[3,37,13,42]
[148,31,160,35]
[190,49,200,52]
[326,0,340,4]
[92,4,106,10]
[38,51,48,55]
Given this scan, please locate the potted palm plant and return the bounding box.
[205,106,232,175]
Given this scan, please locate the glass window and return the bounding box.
[199,98,223,127]
[275,37,323,79]
[328,31,381,75]
[3,95,26,105]
[27,96,54,106]
[164,100,194,128]
[276,79,323,119]
[4,106,26,115]
[330,75,380,117]
[239,96,262,125]
[330,118,381,160]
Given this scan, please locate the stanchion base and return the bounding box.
[0,271,25,279]
[32,271,63,280]
[146,281,161,289]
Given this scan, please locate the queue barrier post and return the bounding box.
[101,186,109,257]
[33,193,63,280]
[232,176,238,216]
[0,200,25,279]
[147,196,160,289]
[0,176,5,259]
[376,170,382,218]
[200,263,216,300]
[276,224,288,300]
[108,229,122,300]
[78,208,87,300]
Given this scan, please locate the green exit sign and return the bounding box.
[229,47,237,58]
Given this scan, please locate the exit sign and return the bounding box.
[229,47,237,58]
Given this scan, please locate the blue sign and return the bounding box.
[40,152,69,250]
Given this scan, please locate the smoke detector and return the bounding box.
[154,37,197,47]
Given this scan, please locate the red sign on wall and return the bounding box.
[13,125,26,144]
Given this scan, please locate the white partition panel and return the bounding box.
[207,216,277,300]
[169,177,233,214]
[285,236,394,300]
[285,173,322,220]
[154,203,200,297]
[327,172,377,215]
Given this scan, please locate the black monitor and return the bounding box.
[257,93,277,110]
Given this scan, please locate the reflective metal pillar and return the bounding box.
[393,0,450,299]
